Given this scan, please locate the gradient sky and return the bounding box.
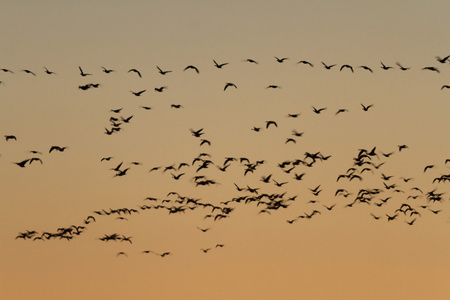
[1,1,450,299]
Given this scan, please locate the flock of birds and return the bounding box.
[5,54,450,258]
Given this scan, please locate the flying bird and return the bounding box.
[157,66,172,75]
[128,68,142,78]
[224,82,237,91]
[184,65,199,73]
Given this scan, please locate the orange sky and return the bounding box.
[1,1,450,299]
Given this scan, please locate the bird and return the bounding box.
[361,103,374,111]
[335,108,348,115]
[154,86,167,92]
[266,85,280,89]
[441,85,450,90]
[274,56,289,63]
[128,68,142,78]
[380,62,393,70]
[244,58,258,64]
[22,69,36,76]
[130,90,146,96]
[224,82,237,91]
[1,68,14,73]
[312,106,326,114]
[79,66,92,76]
[171,104,184,109]
[14,159,30,168]
[265,121,277,128]
[49,146,67,153]
[5,135,17,141]
[436,55,450,63]
[297,60,313,67]
[321,62,336,69]
[184,65,199,73]
[213,60,228,68]
[422,66,440,73]
[396,62,410,71]
[102,67,115,73]
[340,65,353,72]
[157,66,172,75]
[359,65,373,72]
[43,67,56,75]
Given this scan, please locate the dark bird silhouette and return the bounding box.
[5,135,17,141]
[43,67,56,75]
[297,60,313,67]
[340,65,353,72]
[157,66,172,75]
[436,55,450,63]
[171,104,184,109]
[396,62,410,71]
[422,66,440,73]
[130,90,146,96]
[184,65,199,73]
[244,58,258,64]
[213,60,228,68]
[359,65,373,72]
[128,68,142,78]
[380,62,393,70]
[312,106,326,114]
[361,103,374,111]
[441,85,450,90]
[49,146,67,153]
[224,82,237,91]
[423,165,434,173]
[274,56,289,63]
[265,121,277,128]
[321,62,336,69]
[335,108,348,115]
[154,86,167,92]
[1,68,14,73]
[266,85,280,89]
[22,69,36,76]
[102,67,115,73]
[398,145,408,152]
[14,159,30,168]
[79,66,91,76]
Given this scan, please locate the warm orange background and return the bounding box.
[1,1,449,299]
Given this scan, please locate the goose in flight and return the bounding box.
[5,135,16,141]
[274,56,288,63]
[224,82,237,91]
[359,65,373,72]
[396,62,410,71]
[128,68,142,78]
[184,65,199,73]
[321,62,336,69]
[43,67,56,75]
[297,60,313,67]
[436,55,450,63]
[22,69,36,76]
[79,66,92,76]
[213,60,228,68]
[102,67,115,73]
[157,66,172,75]
[340,64,353,72]
[244,58,258,64]
[361,103,374,111]
[380,62,393,70]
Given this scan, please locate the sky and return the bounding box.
[1,1,450,299]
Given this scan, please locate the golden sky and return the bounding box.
[1,1,450,299]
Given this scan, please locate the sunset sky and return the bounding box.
[1,1,450,299]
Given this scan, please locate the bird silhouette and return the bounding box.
[79,66,92,76]
[128,68,142,78]
[213,60,228,68]
[274,56,289,63]
[340,65,353,72]
[321,62,336,69]
[157,66,172,75]
[184,65,199,73]
[224,82,237,91]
